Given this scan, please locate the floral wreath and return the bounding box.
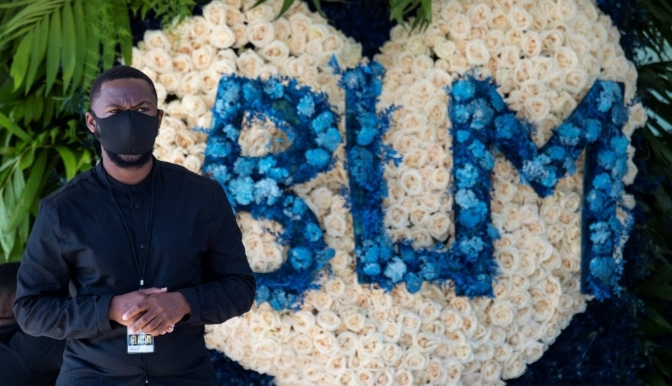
[129,0,646,383]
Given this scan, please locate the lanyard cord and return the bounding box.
[104,165,156,289]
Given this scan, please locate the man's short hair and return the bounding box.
[0,262,19,294]
[89,65,158,108]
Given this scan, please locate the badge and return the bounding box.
[127,327,154,354]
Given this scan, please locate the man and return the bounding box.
[13,65,256,386]
[1,262,65,385]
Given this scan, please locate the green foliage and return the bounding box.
[0,0,201,261]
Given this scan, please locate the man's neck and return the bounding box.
[101,155,153,185]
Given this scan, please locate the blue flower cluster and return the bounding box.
[203,75,341,310]
[449,75,633,299]
[342,62,494,296]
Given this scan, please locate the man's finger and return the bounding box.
[122,305,146,322]
[138,287,167,296]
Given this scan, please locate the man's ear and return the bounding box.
[85,112,97,134]
[157,109,164,131]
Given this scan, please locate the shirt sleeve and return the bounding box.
[13,200,114,340]
[176,184,256,325]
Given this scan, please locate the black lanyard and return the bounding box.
[104,165,156,289]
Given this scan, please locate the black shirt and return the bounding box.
[13,159,255,386]
[0,324,65,386]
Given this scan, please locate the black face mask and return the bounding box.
[92,110,161,155]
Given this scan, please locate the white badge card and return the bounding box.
[127,327,155,354]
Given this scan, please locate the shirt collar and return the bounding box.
[96,157,157,193]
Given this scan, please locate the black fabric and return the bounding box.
[0,324,65,386]
[93,110,160,155]
[14,159,255,386]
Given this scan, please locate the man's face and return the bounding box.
[85,78,163,168]
[0,291,16,327]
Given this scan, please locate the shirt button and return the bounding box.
[139,243,145,249]
[134,203,140,209]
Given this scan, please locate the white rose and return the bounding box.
[157,72,182,93]
[489,301,515,327]
[323,212,347,237]
[236,50,263,77]
[246,3,274,23]
[323,35,344,54]
[247,22,275,48]
[144,30,170,50]
[176,71,202,97]
[252,337,281,359]
[508,6,532,29]
[466,39,490,65]
[183,154,202,173]
[316,310,341,332]
[393,369,414,386]
[202,1,226,25]
[533,298,556,321]
[507,290,531,309]
[399,311,422,334]
[359,332,384,357]
[187,16,212,41]
[524,95,551,122]
[144,48,173,74]
[403,349,428,371]
[292,310,316,332]
[166,148,185,166]
[499,45,521,69]
[503,353,526,379]
[524,341,545,363]
[398,168,424,196]
[207,25,235,48]
[342,310,366,332]
[259,40,290,64]
[168,54,191,74]
[130,47,145,68]
[380,343,402,367]
[272,17,291,40]
[449,14,471,40]
[454,343,474,363]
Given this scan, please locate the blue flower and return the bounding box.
[455,189,479,209]
[317,128,343,152]
[205,139,232,158]
[383,258,407,282]
[363,263,381,276]
[305,148,331,168]
[233,158,256,176]
[297,94,315,117]
[311,111,334,134]
[593,173,612,191]
[469,98,494,129]
[204,164,230,184]
[289,247,313,270]
[243,82,262,102]
[458,236,484,255]
[303,222,323,242]
[585,119,602,141]
[257,156,277,174]
[597,150,617,169]
[456,130,471,143]
[452,79,476,102]
[222,124,240,141]
[269,290,288,311]
[263,78,284,99]
[404,273,422,293]
[589,257,617,286]
[255,285,270,303]
[548,146,566,161]
[456,163,479,188]
[452,104,470,124]
[558,123,581,146]
[229,176,254,205]
[494,113,517,139]
[357,126,377,146]
[219,80,241,106]
[254,178,282,205]
[468,140,486,159]
[458,202,488,228]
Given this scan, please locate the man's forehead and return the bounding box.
[100,78,154,95]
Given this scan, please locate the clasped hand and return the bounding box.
[109,288,191,337]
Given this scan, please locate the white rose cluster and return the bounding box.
[131,0,361,174]
[140,0,645,384]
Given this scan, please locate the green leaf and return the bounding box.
[71,0,86,90]
[55,146,77,181]
[0,112,31,142]
[7,149,47,231]
[25,18,49,93]
[9,31,33,92]
[46,7,62,94]
[18,148,35,170]
[61,2,76,92]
